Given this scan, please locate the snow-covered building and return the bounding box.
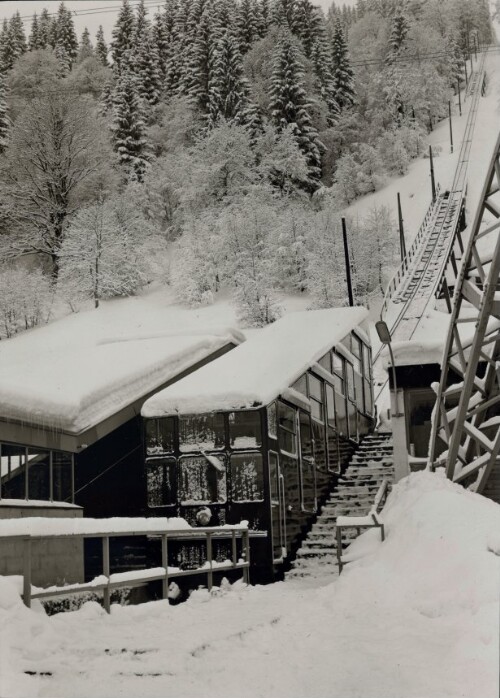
[141,307,375,581]
[0,310,242,583]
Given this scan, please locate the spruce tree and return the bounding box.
[111,0,137,70]
[9,12,27,60]
[111,53,150,181]
[272,0,298,32]
[136,29,163,105]
[38,9,52,50]
[78,27,94,61]
[95,26,109,66]
[55,42,71,77]
[389,10,409,55]
[209,31,251,126]
[0,20,10,72]
[237,0,261,53]
[0,72,9,153]
[29,14,42,52]
[269,31,323,186]
[310,36,339,125]
[294,0,321,58]
[260,0,271,34]
[180,7,220,114]
[331,19,355,111]
[55,3,78,65]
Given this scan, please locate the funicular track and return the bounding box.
[373,50,486,381]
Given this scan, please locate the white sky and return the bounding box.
[0,0,351,42]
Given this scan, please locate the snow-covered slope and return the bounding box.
[1,471,498,698]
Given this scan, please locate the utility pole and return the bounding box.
[464,60,469,90]
[457,79,462,116]
[397,193,406,262]
[341,217,354,307]
[429,145,436,202]
[448,101,454,154]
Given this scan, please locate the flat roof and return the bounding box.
[0,304,243,434]
[142,307,369,417]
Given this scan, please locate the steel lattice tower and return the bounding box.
[428,132,500,492]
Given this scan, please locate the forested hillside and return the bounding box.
[0,0,493,332]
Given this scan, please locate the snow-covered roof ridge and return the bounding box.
[142,307,369,417]
[0,309,243,434]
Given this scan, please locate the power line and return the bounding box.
[11,1,165,23]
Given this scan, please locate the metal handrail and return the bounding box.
[335,478,389,574]
[12,525,266,612]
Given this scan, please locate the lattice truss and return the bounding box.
[428,133,500,492]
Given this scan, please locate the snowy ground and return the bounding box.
[1,471,499,698]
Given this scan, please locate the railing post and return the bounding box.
[243,530,250,584]
[161,534,169,600]
[336,525,343,574]
[231,530,237,568]
[206,532,213,591]
[23,536,32,609]
[102,536,111,613]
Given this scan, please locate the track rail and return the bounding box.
[373,50,486,399]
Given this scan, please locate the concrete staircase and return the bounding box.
[285,432,394,581]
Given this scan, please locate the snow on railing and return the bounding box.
[380,184,442,320]
[8,524,266,613]
[335,479,389,574]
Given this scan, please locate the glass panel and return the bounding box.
[269,451,279,502]
[348,400,358,441]
[231,453,264,501]
[179,414,225,453]
[146,418,175,455]
[363,344,371,379]
[364,378,373,415]
[355,372,364,412]
[351,335,362,358]
[301,454,315,512]
[27,448,50,500]
[278,402,297,456]
[229,412,262,450]
[327,426,340,473]
[326,384,336,429]
[308,374,323,401]
[346,363,355,401]
[52,452,72,502]
[332,352,344,375]
[299,411,313,461]
[291,374,307,395]
[179,456,226,504]
[311,399,323,423]
[335,390,348,437]
[318,352,332,372]
[312,421,327,472]
[1,444,26,499]
[269,451,283,560]
[340,335,351,352]
[147,457,176,507]
[267,402,277,439]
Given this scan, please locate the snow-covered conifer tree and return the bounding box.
[269,31,323,187]
[272,0,298,32]
[0,20,10,72]
[260,0,272,34]
[237,0,261,53]
[54,3,78,67]
[0,72,9,153]
[29,14,42,52]
[310,35,339,125]
[331,19,355,111]
[180,7,221,114]
[387,10,409,61]
[95,26,109,66]
[111,54,150,181]
[208,31,252,126]
[38,9,52,50]
[111,0,136,70]
[294,0,321,57]
[55,43,71,78]
[8,12,27,62]
[78,27,94,62]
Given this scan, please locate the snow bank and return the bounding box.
[143,307,368,417]
[1,471,498,698]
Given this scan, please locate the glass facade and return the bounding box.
[0,442,74,503]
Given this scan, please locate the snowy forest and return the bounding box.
[0,0,493,333]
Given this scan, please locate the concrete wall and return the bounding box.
[0,504,84,586]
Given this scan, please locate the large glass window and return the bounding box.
[312,420,327,472]
[351,336,362,374]
[52,452,72,503]
[308,375,324,423]
[229,412,261,450]
[267,402,277,439]
[179,414,225,453]
[362,344,372,380]
[318,352,332,372]
[231,453,264,501]
[147,457,176,507]
[179,455,226,504]
[291,374,307,395]
[331,353,345,393]
[326,384,336,430]
[145,417,175,455]
[299,412,315,511]
[1,444,26,499]
[278,402,297,456]
[28,448,50,501]
[346,363,356,402]
[335,390,348,438]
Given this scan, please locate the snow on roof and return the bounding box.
[142,307,368,417]
[0,301,243,433]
